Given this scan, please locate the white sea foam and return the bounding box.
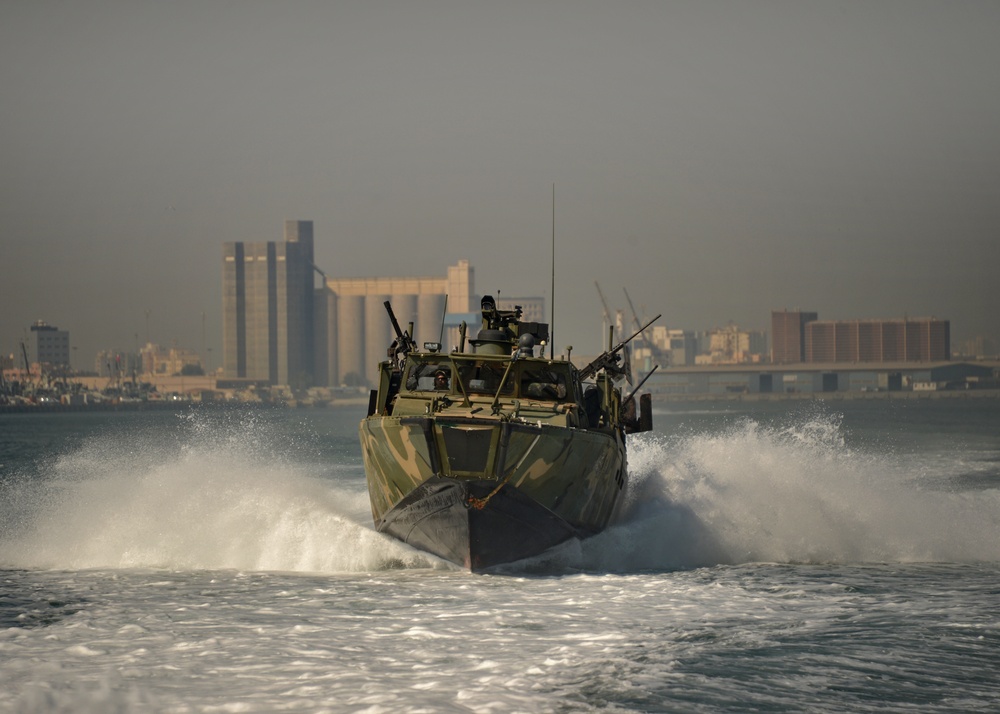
[2,408,997,574]
[3,408,999,713]
[580,411,1000,570]
[0,414,440,573]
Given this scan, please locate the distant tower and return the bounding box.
[222,220,316,386]
[30,320,71,370]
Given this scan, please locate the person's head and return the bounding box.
[434,370,448,387]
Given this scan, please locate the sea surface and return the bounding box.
[1,398,999,712]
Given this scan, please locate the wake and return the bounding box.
[0,412,441,573]
[3,407,997,574]
[580,409,1000,571]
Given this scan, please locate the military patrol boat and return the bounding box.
[359,295,657,571]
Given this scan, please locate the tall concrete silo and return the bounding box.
[364,295,392,385]
[417,294,447,347]
[336,294,365,385]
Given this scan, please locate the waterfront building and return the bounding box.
[95,349,142,378]
[223,221,317,387]
[771,309,950,365]
[317,260,475,386]
[958,335,999,360]
[649,327,696,367]
[30,321,71,370]
[805,318,950,363]
[140,343,204,376]
[771,310,818,364]
[646,360,993,397]
[220,222,526,388]
[695,324,768,365]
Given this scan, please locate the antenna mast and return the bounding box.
[550,183,555,359]
[438,294,448,346]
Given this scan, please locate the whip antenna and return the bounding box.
[438,294,448,346]
[550,183,555,359]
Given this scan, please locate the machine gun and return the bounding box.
[384,300,417,363]
[578,314,661,381]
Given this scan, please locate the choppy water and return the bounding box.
[1,400,999,712]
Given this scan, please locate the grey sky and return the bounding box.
[3,1,998,368]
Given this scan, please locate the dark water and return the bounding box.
[1,399,998,711]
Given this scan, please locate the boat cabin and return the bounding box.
[365,294,652,433]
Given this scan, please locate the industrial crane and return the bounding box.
[623,287,668,369]
[594,281,624,347]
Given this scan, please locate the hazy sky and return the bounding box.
[3,1,998,368]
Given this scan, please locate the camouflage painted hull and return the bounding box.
[359,416,627,571]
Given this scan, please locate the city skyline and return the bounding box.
[8,274,986,377]
[3,2,998,367]
[1,241,992,372]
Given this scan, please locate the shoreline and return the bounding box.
[2,390,998,414]
[0,397,371,414]
[651,388,1000,404]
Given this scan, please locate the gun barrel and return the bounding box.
[623,365,659,407]
[384,301,405,342]
[579,314,660,379]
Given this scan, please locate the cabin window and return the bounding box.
[456,361,513,395]
[405,361,452,392]
[518,366,568,401]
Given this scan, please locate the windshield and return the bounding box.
[518,365,569,401]
[454,359,513,395]
[405,359,452,392]
[405,356,572,401]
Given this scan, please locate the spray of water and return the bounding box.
[0,412,441,573]
[2,408,997,574]
[579,410,1000,571]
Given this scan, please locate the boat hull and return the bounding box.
[359,416,626,571]
[378,477,581,570]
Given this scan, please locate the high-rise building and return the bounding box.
[221,223,487,389]
[30,320,70,369]
[223,220,316,386]
[771,310,818,364]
